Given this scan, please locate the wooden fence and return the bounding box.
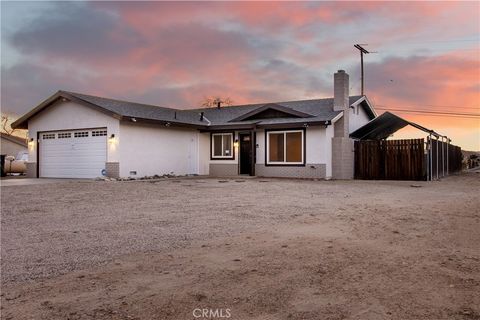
[354,139,426,180]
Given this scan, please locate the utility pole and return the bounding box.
[354,44,370,96]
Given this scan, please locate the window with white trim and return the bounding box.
[211,133,234,159]
[266,130,304,165]
[58,133,71,139]
[92,130,107,136]
[74,131,89,138]
[42,133,55,139]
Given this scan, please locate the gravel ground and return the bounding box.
[1,174,479,320]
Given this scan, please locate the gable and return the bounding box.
[229,103,313,122]
[241,108,303,120]
[28,99,119,133]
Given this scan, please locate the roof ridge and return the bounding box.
[189,95,363,111]
[62,90,177,111]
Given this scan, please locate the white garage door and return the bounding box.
[39,129,107,178]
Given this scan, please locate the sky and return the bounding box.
[1,1,479,150]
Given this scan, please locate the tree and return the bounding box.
[1,114,17,135]
[1,113,27,138]
[200,96,233,108]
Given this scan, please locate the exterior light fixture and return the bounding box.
[234,139,239,148]
[29,138,34,142]
[131,118,137,122]
[109,134,115,139]
[165,122,171,127]
[303,123,309,128]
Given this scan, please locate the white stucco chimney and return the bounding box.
[333,70,349,112]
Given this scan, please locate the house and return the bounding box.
[12,70,376,179]
[0,132,27,158]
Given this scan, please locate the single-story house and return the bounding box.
[12,70,377,179]
[0,132,28,158]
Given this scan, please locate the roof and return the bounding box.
[12,90,375,130]
[350,111,441,140]
[0,132,28,147]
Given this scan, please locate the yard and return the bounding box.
[1,174,479,320]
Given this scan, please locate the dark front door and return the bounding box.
[239,133,253,175]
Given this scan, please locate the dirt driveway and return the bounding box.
[1,174,479,320]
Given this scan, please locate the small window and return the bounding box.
[92,130,107,136]
[42,133,55,139]
[58,132,71,139]
[74,131,89,138]
[267,130,304,165]
[211,133,234,159]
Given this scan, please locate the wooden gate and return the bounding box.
[354,139,426,180]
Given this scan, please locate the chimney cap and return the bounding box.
[337,70,345,73]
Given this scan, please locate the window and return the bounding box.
[92,130,107,136]
[58,132,71,139]
[74,131,89,138]
[211,133,234,159]
[266,130,304,165]
[42,133,55,139]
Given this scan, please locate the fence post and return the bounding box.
[442,136,445,177]
[436,137,439,180]
[429,135,433,181]
[446,138,449,176]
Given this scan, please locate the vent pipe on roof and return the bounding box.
[200,112,204,121]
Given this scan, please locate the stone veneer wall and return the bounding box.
[26,162,37,178]
[209,163,238,176]
[105,162,120,178]
[255,164,326,179]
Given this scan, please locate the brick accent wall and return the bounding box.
[332,137,354,179]
[209,164,238,176]
[105,162,120,178]
[255,164,326,179]
[26,162,37,178]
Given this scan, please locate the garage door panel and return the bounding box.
[39,129,107,178]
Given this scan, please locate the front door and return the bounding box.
[239,133,253,175]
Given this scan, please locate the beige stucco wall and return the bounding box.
[256,127,332,178]
[349,103,372,133]
[27,100,120,165]
[119,122,201,177]
[0,138,27,157]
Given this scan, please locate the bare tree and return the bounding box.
[1,113,27,139]
[200,96,233,108]
[1,114,16,136]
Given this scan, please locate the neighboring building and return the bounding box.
[0,132,27,158]
[12,70,376,179]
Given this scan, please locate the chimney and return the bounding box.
[217,101,221,109]
[333,70,349,112]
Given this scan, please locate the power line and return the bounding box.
[376,107,480,116]
[376,104,480,112]
[375,107,480,118]
[380,104,479,110]
[368,38,479,46]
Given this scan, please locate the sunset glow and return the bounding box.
[1,1,479,149]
